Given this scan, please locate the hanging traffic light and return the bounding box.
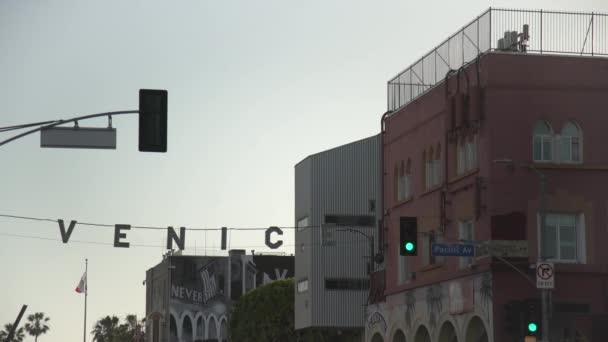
[399,217,417,256]
[139,89,168,152]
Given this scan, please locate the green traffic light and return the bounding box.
[528,323,538,332]
[405,242,414,251]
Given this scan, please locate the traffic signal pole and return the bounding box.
[0,110,139,147]
[538,170,550,342]
[494,160,551,341]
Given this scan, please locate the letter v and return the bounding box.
[58,219,77,243]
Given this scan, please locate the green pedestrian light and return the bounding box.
[527,322,538,333]
[405,242,414,251]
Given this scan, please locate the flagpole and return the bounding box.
[84,258,88,342]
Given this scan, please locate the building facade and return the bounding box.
[145,251,294,342]
[367,9,608,342]
[295,135,382,341]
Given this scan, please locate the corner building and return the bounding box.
[366,8,608,342]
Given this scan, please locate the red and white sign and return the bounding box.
[536,262,554,289]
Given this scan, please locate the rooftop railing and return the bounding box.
[387,8,608,112]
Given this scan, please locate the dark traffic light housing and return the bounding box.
[399,217,417,256]
[524,298,541,337]
[139,89,168,152]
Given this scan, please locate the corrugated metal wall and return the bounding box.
[295,157,313,330]
[295,134,382,330]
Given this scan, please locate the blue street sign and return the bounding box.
[431,243,475,257]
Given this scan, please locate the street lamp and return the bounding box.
[493,158,550,342]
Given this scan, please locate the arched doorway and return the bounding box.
[219,318,228,342]
[393,329,406,342]
[169,314,178,342]
[195,316,205,342]
[415,326,431,342]
[372,333,384,342]
[182,316,193,342]
[465,316,488,342]
[207,315,218,340]
[438,321,458,342]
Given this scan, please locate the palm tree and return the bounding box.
[0,323,26,342]
[124,314,138,336]
[123,315,146,342]
[91,316,121,342]
[24,312,50,342]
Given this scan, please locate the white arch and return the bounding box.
[368,324,387,342]
[181,315,194,342]
[169,311,181,342]
[464,316,489,342]
[438,319,458,342]
[218,316,228,340]
[206,313,219,340]
[193,313,206,340]
[386,320,406,342]
[413,324,431,342]
[371,332,385,342]
[392,328,406,342]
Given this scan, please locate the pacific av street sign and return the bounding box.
[431,243,475,257]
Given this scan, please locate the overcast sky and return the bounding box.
[2,0,607,340]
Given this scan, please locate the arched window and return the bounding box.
[458,134,478,175]
[396,159,412,202]
[405,158,412,198]
[560,121,582,163]
[533,121,553,162]
[425,145,442,189]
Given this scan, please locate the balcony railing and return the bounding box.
[387,8,608,112]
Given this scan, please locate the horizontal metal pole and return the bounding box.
[0,110,138,148]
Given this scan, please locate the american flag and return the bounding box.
[200,263,217,302]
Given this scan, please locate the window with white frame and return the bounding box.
[425,146,442,189]
[396,159,411,202]
[533,121,553,162]
[533,120,583,164]
[459,220,474,269]
[559,121,582,163]
[540,213,585,263]
[457,134,478,175]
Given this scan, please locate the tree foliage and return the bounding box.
[0,323,26,342]
[24,312,50,342]
[230,278,296,342]
[91,315,144,342]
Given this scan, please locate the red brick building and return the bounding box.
[366,9,608,342]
